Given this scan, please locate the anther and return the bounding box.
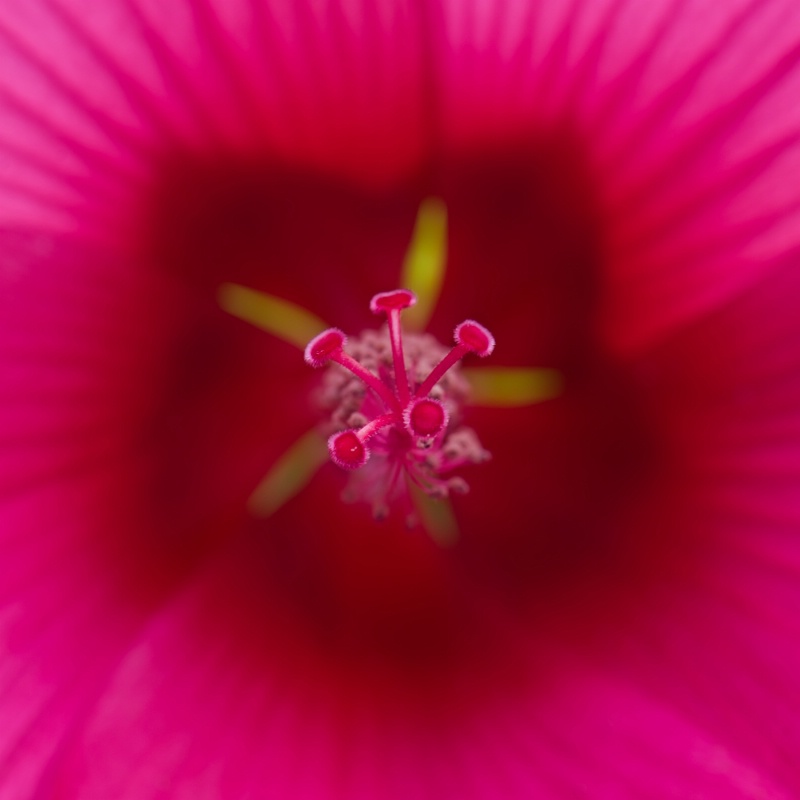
[415,319,496,398]
[305,327,400,412]
[404,397,448,439]
[328,430,367,469]
[305,290,495,517]
[328,413,398,469]
[369,289,417,314]
[454,320,495,357]
[304,328,347,368]
[370,289,416,405]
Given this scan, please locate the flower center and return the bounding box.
[305,289,495,522]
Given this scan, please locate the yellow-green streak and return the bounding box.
[248,429,329,517]
[400,197,448,331]
[219,283,329,350]
[463,367,563,407]
[409,482,460,546]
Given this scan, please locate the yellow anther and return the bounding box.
[409,482,460,546]
[400,197,448,332]
[463,367,562,407]
[248,429,328,517]
[219,283,328,350]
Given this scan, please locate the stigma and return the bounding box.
[305,289,494,521]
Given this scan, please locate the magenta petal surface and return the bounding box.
[0,234,192,796]
[0,0,429,238]
[39,537,794,800]
[608,257,800,791]
[435,0,800,353]
[1,0,800,798]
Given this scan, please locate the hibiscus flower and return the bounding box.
[2,0,800,797]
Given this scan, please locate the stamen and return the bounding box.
[370,289,416,405]
[303,328,347,368]
[328,430,368,469]
[306,291,496,521]
[455,320,495,357]
[305,328,401,413]
[404,397,448,439]
[414,320,495,399]
[328,413,398,469]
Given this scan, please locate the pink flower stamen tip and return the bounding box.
[328,430,368,469]
[304,328,346,368]
[369,289,417,314]
[405,398,448,439]
[454,320,495,357]
[305,290,495,521]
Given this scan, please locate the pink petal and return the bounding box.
[0,233,206,796]
[1,0,800,797]
[600,256,800,791]
[435,0,800,352]
[44,543,791,799]
[0,0,431,238]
